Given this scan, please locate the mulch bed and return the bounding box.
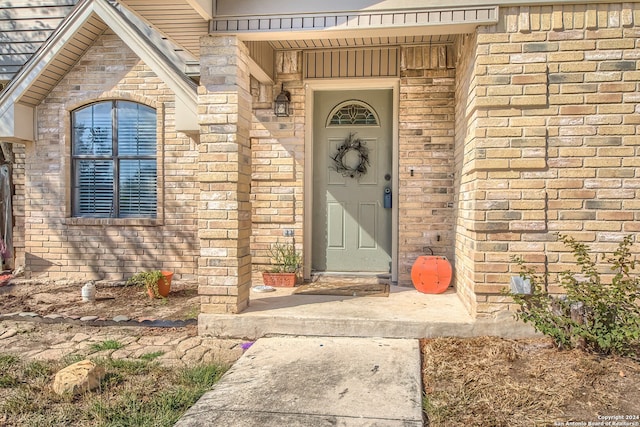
[422,336,640,426]
[0,279,199,321]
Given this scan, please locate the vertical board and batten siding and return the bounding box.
[304,48,399,79]
[246,41,275,81]
[0,0,79,82]
[303,44,454,78]
[402,45,456,70]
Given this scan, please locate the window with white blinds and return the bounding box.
[72,101,157,218]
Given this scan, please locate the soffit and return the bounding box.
[20,15,108,107]
[119,0,208,57]
[269,34,456,50]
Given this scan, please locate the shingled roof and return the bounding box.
[0,0,199,141]
[0,0,79,83]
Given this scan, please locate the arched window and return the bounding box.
[71,100,157,218]
[326,100,379,127]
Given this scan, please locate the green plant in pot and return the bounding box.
[127,270,174,299]
[262,243,302,287]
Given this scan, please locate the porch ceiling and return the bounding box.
[268,34,456,50]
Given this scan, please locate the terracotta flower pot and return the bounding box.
[262,272,298,287]
[147,271,173,298]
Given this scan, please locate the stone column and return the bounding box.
[197,35,252,314]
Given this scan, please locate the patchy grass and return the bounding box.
[0,353,228,426]
[89,340,124,353]
[422,337,640,426]
[139,351,165,361]
[184,306,200,320]
[0,354,20,388]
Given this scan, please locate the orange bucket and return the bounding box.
[411,256,452,294]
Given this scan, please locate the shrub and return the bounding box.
[507,234,640,356]
[267,243,302,273]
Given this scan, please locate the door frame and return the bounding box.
[304,78,400,283]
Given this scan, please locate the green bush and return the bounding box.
[507,234,640,356]
[267,243,302,273]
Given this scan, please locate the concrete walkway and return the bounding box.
[175,336,423,426]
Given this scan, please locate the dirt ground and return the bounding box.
[0,278,199,321]
[422,336,640,426]
[4,279,640,426]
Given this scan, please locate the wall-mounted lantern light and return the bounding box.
[274,84,291,117]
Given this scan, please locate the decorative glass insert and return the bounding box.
[327,100,379,127]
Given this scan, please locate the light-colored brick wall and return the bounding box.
[197,35,253,314]
[17,30,199,280]
[250,51,304,283]
[456,2,640,316]
[454,31,482,317]
[12,145,26,269]
[398,46,456,286]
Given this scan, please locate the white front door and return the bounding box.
[312,89,393,273]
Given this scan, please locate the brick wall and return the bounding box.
[456,3,640,316]
[17,31,199,280]
[250,51,304,282]
[12,144,25,269]
[454,31,482,316]
[398,45,456,286]
[197,35,253,314]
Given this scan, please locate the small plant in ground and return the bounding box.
[0,354,20,387]
[506,234,640,356]
[62,353,85,366]
[185,306,199,320]
[102,358,154,375]
[22,360,52,380]
[140,351,165,361]
[0,354,19,369]
[89,340,124,353]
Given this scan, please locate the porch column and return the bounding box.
[197,35,252,314]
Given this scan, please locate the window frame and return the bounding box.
[70,100,158,219]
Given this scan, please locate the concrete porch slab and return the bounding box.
[199,286,537,340]
[174,336,423,426]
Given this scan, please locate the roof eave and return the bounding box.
[0,0,198,142]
